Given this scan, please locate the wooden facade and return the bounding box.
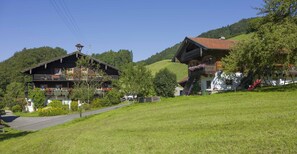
[22,51,120,100]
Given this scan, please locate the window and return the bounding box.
[40,84,47,90]
[54,68,62,75]
[55,84,62,89]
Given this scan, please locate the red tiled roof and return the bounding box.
[188,37,236,50]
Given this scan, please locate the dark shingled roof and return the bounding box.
[22,51,120,73]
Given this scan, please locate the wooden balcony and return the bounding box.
[42,88,70,97]
[33,74,118,81]
[189,62,223,75]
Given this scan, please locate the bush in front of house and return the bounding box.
[91,98,103,108]
[62,104,69,111]
[82,103,91,110]
[104,90,121,106]
[71,101,78,111]
[38,107,68,116]
[12,104,22,112]
[48,100,63,108]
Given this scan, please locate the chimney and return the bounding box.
[75,43,84,53]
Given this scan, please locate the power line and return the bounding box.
[50,0,87,48]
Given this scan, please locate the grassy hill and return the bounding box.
[1,85,297,153]
[146,59,188,81]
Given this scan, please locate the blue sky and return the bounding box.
[0,0,263,62]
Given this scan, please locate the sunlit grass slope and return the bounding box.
[146,59,188,81]
[1,85,297,153]
[229,33,254,41]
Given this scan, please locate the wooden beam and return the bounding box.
[200,48,203,57]
[60,58,63,63]
[29,69,32,74]
[45,64,47,69]
[105,65,107,70]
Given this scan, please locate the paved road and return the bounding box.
[1,103,128,131]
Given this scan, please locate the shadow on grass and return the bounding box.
[0,130,32,142]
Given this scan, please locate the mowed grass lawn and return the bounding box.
[1,86,297,153]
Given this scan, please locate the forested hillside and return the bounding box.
[92,49,133,70]
[139,18,257,65]
[0,47,67,95]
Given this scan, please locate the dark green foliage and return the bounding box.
[92,49,133,69]
[3,82,25,109]
[71,101,78,111]
[153,68,177,97]
[29,88,46,109]
[0,101,5,109]
[49,100,63,108]
[199,18,254,39]
[104,90,121,106]
[38,107,68,116]
[11,105,22,113]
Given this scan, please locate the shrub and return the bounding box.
[104,90,121,106]
[29,88,46,109]
[91,98,103,108]
[71,101,78,111]
[38,107,68,116]
[82,103,91,110]
[96,98,110,107]
[0,101,5,109]
[12,104,22,112]
[153,68,177,97]
[62,104,69,111]
[48,100,63,108]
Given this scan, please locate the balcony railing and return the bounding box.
[42,88,111,96]
[188,62,223,75]
[33,74,118,81]
[42,88,70,97]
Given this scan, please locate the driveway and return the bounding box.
[1,103,128,131]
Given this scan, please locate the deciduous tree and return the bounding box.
[153,68,177,97]
[118,63,155,98]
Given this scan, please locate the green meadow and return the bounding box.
[146,59,188,81]
[1,85,297,153]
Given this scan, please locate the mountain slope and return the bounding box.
[139,18,256,65]
[146,60,187,81]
